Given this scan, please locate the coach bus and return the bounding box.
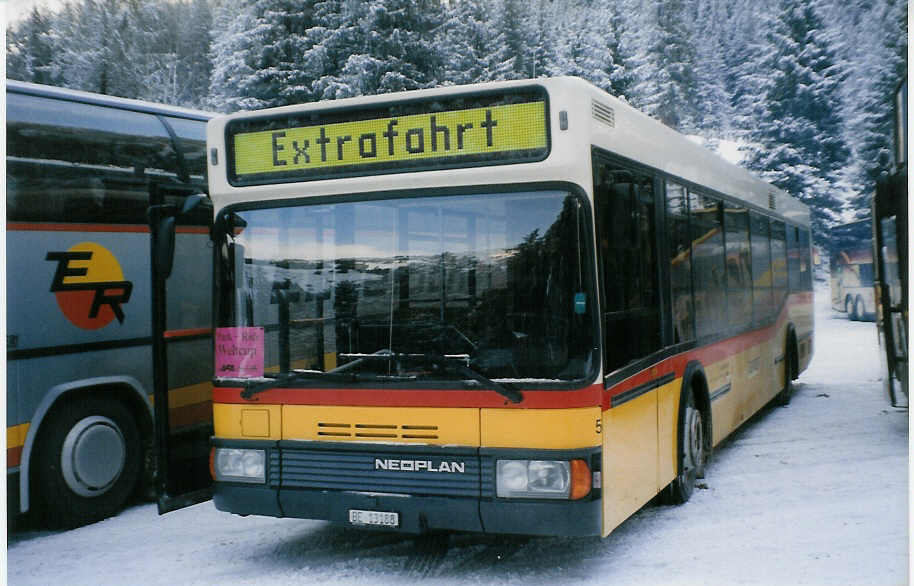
[829,218,875,321]
[6,81,214,528]
[872,77,907,407]
[159,77,813,537]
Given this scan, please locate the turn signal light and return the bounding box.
[570,459,592,500]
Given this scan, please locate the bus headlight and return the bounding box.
[496,459,592,499]
[213,448,266,483]
[496,460,571,498]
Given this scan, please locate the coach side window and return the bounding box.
[594,158,662,373]
[6,92,178,224]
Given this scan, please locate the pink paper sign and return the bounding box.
[215,327,265,378]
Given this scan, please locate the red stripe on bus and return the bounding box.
[8,222,151,233]
[8,446,23,468]
[212,384,603,409]
[602,295,809,409]
[164,328,213,339]
[7,223,207,235]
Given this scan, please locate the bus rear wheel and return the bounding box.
[34,396,142,529]
[667,387,706,504]
[854,296,866,321]
[845,296,857,320]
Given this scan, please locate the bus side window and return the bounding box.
[666,181,694,343]
[749,211,773,323]
[593,158,661,373]
[690,193,726,338]
[724,203,752,330]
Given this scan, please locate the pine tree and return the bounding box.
[439,0,498,85]
[6,6,58,85]
[741,0,850,245]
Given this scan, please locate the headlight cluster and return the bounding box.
[212,448,266,483]
[496,459,591,500]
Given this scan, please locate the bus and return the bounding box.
[829,218,875,321]
[159,77,813,537]
[6,81,214,528]
[872,77,907,407]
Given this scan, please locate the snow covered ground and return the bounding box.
[7,284,909,585]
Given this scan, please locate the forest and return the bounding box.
[6,0,908,244]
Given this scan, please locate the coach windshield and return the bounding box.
[214,189,597,389]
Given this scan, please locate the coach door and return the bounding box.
[150,183,215,513]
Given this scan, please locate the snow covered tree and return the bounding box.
[439,0,499,85]
[740,0,850,245]
[6,6,58,85]
[209,0,321,111]
[830,0,907,219]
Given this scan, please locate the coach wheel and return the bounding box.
[668,387,705,504]
[34,396,142,529]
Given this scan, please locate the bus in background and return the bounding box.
[872,77,907,407]
[6,81,214,528]
[829,218,875,321]
[157,77,813,537]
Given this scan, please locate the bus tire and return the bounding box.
[776,333,798,406]
[845,296,856,320]
[33,396,142,529]
[667,385,706,505]
[855,296,865,321]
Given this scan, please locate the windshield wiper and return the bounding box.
[426,352,523,404]
[238,351,523,404]
[343,350,523,404]
[238,370,359,400]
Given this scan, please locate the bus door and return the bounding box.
[149,183,215,513]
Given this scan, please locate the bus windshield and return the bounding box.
[216,189,597,387]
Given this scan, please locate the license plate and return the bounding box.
[349,509,399,527]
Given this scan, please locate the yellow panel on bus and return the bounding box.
[481,407,602,449]
[282,405,480,446]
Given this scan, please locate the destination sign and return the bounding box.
[226,90,549,185]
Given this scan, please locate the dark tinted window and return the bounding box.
[667,181,693,343]
[7,92,180,224]
[163,116,208,180]
[750,212,773,322]
[724,203,752,329]
[770,220,787,311]
[594,159,661,372]
[689,193,726,338]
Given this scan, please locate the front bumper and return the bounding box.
[212,440,601,536]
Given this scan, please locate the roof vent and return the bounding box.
[768,191,777,210]
[592,100,615,128]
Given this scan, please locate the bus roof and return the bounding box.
[207,76,809,227]
[6,79,214,122]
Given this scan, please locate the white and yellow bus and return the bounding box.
[162,77,813,537]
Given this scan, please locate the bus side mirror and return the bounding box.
[150,193,208,280]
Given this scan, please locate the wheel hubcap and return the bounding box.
[684,406,703,472]
[61,415,126,497]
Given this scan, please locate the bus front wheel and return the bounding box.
[667,386,706,504]
[33,396,142,529]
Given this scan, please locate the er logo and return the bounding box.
[46,242,133,330]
